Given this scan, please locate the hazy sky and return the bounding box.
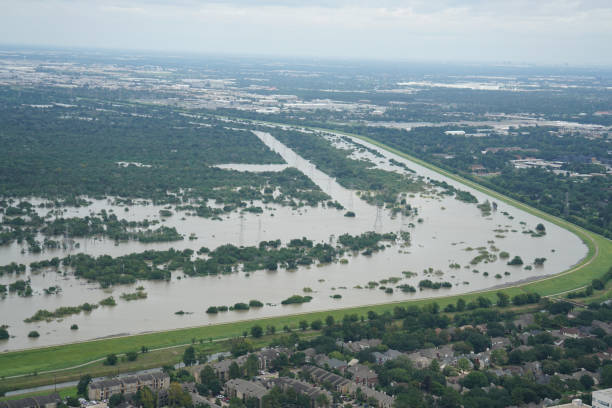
[2,0,612,65]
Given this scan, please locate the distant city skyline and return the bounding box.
[2,0,612,66]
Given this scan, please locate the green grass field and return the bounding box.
[1,123,610,392]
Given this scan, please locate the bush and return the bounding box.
[507,256,524,266]
[206,306,218,314]
[104,353,118,366]
[233,302,250,310]
[250,325,263,338]
[28,331,40,338]
[249,300,264,307]
[0,327,9,340]
[126,351,138,361]
[70,324,79,330]
[592,279,605,290]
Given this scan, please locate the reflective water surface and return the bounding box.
[0,130,587,351]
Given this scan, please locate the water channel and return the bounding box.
[0,129,587,351]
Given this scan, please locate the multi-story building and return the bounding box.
[88,372,170,401]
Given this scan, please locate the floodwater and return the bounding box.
[0,130,587,352]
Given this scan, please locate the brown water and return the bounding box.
[0,130,587,351]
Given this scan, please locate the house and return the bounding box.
[211,355,248,380]
[405,352,432,369]
[371,349,402,364]
[224,379,268,406]
[314,355,348,372]
[347,364,378,387]
[355,386,395,408]
[592,320,612,335]
[303,366,393,408]
[302,365,352,394]
[561,327,581,339]
[513,313,535,330]
[336,339,381,353]
[0,393,61,408]
[548,400,590,408]
[88,373,170,401]
[302,348,317,362]
[490,337,511,350]
[264,377,332,407]
[256,348,291,371]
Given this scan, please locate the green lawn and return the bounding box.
[0,387,76,402]
[1,122,610,390]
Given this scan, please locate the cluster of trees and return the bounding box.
[24,302,99,323]
[330,123,612,238]
[7,231,400,288]
[0,92,330,210]
[269,128,424,206]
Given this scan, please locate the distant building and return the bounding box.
[225,379,268,407]
[264,377,331,408]
[0,393,61,408]
[88,372,170,401]
[347,364,378,388]
[549,399,590,408]
[371,349,403,364]
[592,388,612,408]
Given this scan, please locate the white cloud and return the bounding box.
[1,0,611,64]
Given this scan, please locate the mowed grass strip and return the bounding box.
[1,123,610,383]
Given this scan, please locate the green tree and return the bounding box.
[104,354,118,366]
[299,320,308,331]
[0,326,8,340]
[126,351,138,361]
[325,315,335,327]
[183,346,196,366]
[135,386,156,408]
[245,354,259,377]
[250,325,263,338]
[311,320,323,330]
[315,393,330,407]
[457,358,471,372]
[229,361,242,379]
[580,374,595,390]
[168,382,192,407]
[602,365,612,387]
[461,371,489,389]
[109,394,125,407]
[77,374,92,398]
[199,365,222,396]
[496,292,510,307]
[491,349,508,366]
[229,397,245,408]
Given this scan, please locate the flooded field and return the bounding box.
[0,129,587,351]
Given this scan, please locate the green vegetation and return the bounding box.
[248,300,264,308]
[24,303,99,323]
[268,128,424,205]
[120,290,148,301]
[0,91,329,211]
[281,295,313,305]
[2,232,401,288]
[507,256,524,266]
[99,296,117,306]
[0,326,8,340]
[418,280,453,290]
[333,123,612,238]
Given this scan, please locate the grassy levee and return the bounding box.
[1,122,610,390]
